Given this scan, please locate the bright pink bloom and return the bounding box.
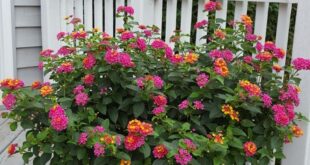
[118,52,134,67]
[178,100,189,110]
[243,56,253,64]
[209,49,222,59]
[125,6,134,15]
[83,54,96,69]
[93,143,105,157]
[274,111,289,126]
[38,62,44,70]
[136,77,144,89]
[261,93,272,108]
[144,30,152,37]
[184,139,196,151]
[75,92,89,106]
[274,48,285,59]
[50,114,68,131]
[165,46,174,58]
[193,101,204,110]
[153,144,168,159]
[153,95,167,107]
[245,34,257,41]
[169,54,184,64]
[48,105,65,118]
[73,85,85,95]
[255,42,263,52]
[71,31,87,39]
[57,46,75,56]
[194,20,208,29]
[2,93,16,110]
[104,49,119,64]
[78,132,88,145]
[40,49,54,57]
[94,125,105,133]
[264,42,276,51]
[152,106,165,116]
[255,52,273,62]
[57,32,66,40]
[196,73,209,88]
[116,135,122,146]
[272,104,285,113]
[153,76,164,89]
[120,31,135,41]
[204,1,217,12]
[285,103,295,121]
[124,134,145,151]
[151,40,166,49]
[136,38,147,52]
[174,148,192,165]
[279,84,300,106]
[56,62,74,73]
[292,58,310,70]
[83,74,95,86]
[222,50,234,62]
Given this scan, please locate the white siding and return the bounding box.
[14,0,42,85]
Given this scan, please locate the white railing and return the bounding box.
[40,0,310,164]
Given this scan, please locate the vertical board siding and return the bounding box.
[60,0,67,32]
[180,0,193,42]
[254,2,269,43]
[165,0,177,43]
[84,0,93,31]
[74,0,84,24]
[104,0,114,36]
[275,3,292,67]
[115,0,125,30]
[215,0,228,28]
[65,0,74,32]
[154,0,163,34]
[94,0,103,31]
[234,0,248,21]
[196,0,208,45]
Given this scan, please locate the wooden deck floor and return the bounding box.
[0,109,25,165]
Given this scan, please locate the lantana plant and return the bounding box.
[1,2,309,165]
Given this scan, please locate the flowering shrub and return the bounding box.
[1,3,309,165]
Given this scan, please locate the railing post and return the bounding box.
[282,0,310,164]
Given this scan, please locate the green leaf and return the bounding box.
[53,135,67,142]
[101,119,110,130]
[108,108,119,123]
[241,119,255,127]
[152,159,168,165]
[133,102,145,117]
[40,153,52,165]
[181,123,191,131]
[241,103,261,114]
[116,151,131,160]
[139,143,151,158]
[9,122,17,131]
[228,138,243,149]
[189,92,200,99]
[37,129,49,141]
[232,127,247,136]
[21,120,33,129]
[22,152,33,163]
[77,148,87,160]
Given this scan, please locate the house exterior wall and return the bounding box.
[14,0,43,86]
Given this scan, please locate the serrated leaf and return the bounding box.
[139,143,151,158]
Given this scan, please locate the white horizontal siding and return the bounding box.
[14,0,40,6]
[15,27,42,48]
[15,6,41,27]
[17,67,42,85]
[16,47,41,68]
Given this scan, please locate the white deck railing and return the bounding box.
[0,0,298,164]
